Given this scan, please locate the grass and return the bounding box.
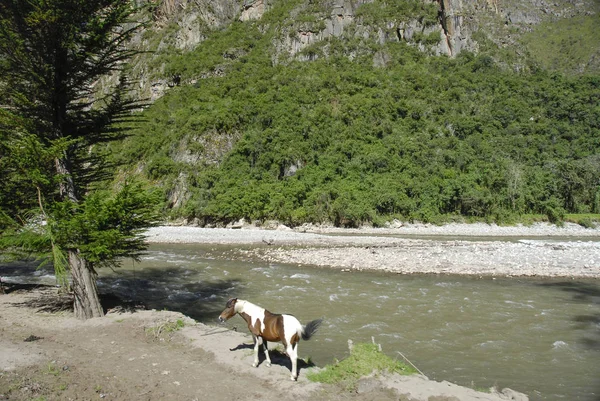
[565,214,600,228]
[44,363,61,377]
[471,383,492,393]
[521,14,600,74]
[307,342,417,389]
[378,213,600,228]
[145,318,186,340]
[1,364,66,400]
[487,213,600,228]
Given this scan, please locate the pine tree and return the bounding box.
[0,0,159,319]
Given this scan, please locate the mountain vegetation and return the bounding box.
[110,0,600,227]
[3,0,600,239]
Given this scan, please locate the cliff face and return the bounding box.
[434,0,599,58]
[125,0,244,100]
[129,0,598,101]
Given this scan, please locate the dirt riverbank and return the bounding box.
[0,285,527,401]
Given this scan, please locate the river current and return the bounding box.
[4,242,600,401]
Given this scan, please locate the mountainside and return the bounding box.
[125,0,600,101]
[109,0,600,227]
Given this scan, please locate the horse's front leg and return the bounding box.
[252,335,261,367]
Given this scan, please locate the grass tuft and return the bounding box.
[145,319,186,340]
[307,342,417,388]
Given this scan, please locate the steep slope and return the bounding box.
[127,0,599,101]
[109,0,600,226]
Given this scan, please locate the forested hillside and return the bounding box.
[110,0,600,227]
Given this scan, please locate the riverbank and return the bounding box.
[0,285,528,401]
[2,222,594,400]
[144,222,600,278]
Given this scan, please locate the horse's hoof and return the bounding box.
[252,362,258,368]
[291,376,297,381]
[265,362,271,367]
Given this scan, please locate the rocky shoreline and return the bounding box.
[145,222,600,278]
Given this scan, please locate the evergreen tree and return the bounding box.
[0,0,159,319]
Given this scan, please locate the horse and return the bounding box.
[218,298,322,381]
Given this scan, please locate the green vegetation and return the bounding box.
[307,342,417,389]
[44,362,61,377]
[565,214,600,228]
[0,0,160,319]
[5,0,597,233]
[113,8,600,227]
[470,383,492,393]
[522,14,600,74]
[356,0,439,27]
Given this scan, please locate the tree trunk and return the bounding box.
[55,155,103,319]
[69,250,104,319]
[55,157,78,202]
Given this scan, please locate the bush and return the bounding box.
[542,198,566,224]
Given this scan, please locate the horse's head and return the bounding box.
[218,298,238,323]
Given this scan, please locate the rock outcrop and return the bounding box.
[240,0,268,21]
[116,0,599,103]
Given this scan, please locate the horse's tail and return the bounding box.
[301,318,323,341]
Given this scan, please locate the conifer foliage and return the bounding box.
[0,0,159,319]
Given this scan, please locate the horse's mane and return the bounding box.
[238,299,262,310]
[238,299,284,316]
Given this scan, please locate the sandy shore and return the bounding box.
[145,222,600,278]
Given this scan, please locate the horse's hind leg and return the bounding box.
[263,341,271,367]
[286,343,298,381]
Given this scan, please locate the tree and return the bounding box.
[0,0,159,319]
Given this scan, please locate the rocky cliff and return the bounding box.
[123,0,598,102]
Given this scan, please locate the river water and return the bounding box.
[3,243,600,400]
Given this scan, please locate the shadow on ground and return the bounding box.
[228,342,315,378]
[97,265,241,322]
[2,282,162,315]
[4,283,73,313]
[1,261,242,322]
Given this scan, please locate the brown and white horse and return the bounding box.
[218,298,322,381]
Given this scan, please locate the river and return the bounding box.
[100,243,599,401]
[3,242,599,400]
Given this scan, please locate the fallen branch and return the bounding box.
[396,351,426,377]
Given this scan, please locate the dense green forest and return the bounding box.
[111,0,600,227]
